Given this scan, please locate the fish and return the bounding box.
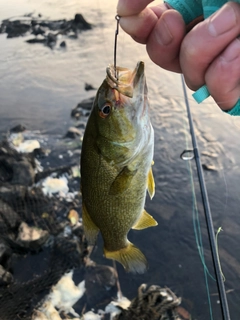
[80,61,157,273]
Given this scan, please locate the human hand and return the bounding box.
[117,0,240,111]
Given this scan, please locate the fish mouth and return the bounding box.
[106,61,145,98]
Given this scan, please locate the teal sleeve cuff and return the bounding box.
[192,85,240,116]
[224,100,240,116]
[165,1,240,23]
[202,0,226,18]
[164,0,203,24]
[192,85,210,103]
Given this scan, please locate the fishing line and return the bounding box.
[180,74,231,320]
[215,227,226,282]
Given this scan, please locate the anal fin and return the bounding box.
[132,209,158,230]
[82,202,99,245]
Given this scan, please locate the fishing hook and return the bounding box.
[114,15,120,81]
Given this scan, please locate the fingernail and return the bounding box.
[208,4,237,37]
[222,38,240,62]
[155,18,173,45]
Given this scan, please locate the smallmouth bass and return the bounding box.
[80,61,157,273]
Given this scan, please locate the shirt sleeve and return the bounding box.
[164,0,203,24]
[164,0,235,24]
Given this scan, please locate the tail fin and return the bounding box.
[104,241,148,274]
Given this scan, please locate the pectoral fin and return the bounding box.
[82,202,99,245]
[147,166,155,199]
[109,166,137,195]
[132,209,158,230]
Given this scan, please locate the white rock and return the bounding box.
[40,301,62,320]
[10,133,24,147]
[17,222,49,242]
[17,140,40,153]
[105,295,131,320]
[71,166,80,178]
[48,271,85,318]
[82,311,101,320]
[31,310,48,320]
[42,176,69,196]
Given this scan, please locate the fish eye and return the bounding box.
[99,104,111,118]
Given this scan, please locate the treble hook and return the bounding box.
[114,15,120,80]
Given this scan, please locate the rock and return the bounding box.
[59,40,66,48]
[37,301,61,320]
[10,133,24,147]
[0,199,22,233]
[76,122,86,129]
[26,37,45,44]
[77,97,94,110]
[12,157,36,186]
[64,127,82,139]
[47,271,85,317]
[1,13,92,49]
[71,97,94,119]
[85,265,118,308]
[0,154,35,186]
[0,140,36,186]
[32,25,45,36]
[46,32,57,48]
[73,14,92,30]
[105,296,131,319]
[33,147,50,159]
[17,222,49,250]
[68,209,79,226]
[82,311,101,320]
[0,140,12,155]
[202,163,217,171]
[0,265,13,286]
[34,165,72,183]
[0,241,12,270]
[0,184,27,203]
[5,20,31,38]
[31,309,49,320]
[17,139,40,153]
[68,32,78,39]
[42,176,69,196]
[71,110,82,120]
[10,125,26,133]
[85,83,95,91]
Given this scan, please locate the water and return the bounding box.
[1,0,240,319]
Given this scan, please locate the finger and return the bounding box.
[117,0,154,16]
[119,3,170,45]
[180,2,240,90]
[119,7,159,44]
[205,38,240,110]
[146,9,185,72]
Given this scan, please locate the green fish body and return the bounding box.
[80,61,157,273]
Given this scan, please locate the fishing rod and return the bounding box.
[180,75,231,320]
